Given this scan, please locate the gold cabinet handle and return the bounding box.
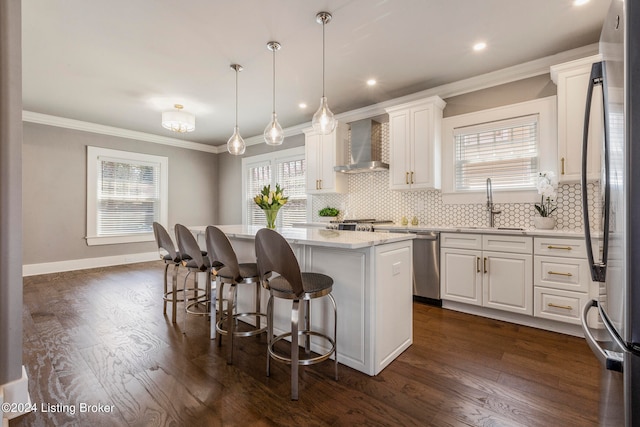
[548,303,573,310]
[476,256,480,273]
[405,172,409,185]
[483,257,488,274]
[547,245,572,251]
[411,171,414,184]
[319,179,322,190]
[548,271,573,277]
[561,157,565,175]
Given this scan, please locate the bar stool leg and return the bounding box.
[291,299,300,401]
[266,295,274,376]
[226,283,237,364]
[304,299,311,353]
[217,279,225,347]
[171,264,179,323]
[254,283,261,329]
[163,263,169,316]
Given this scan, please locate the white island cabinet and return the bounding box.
[189,225,414,376]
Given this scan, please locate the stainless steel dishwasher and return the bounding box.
[412,231,441,306]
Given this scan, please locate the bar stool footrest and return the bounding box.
[268,330,336,366]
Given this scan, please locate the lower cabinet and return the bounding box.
[441,233,533,315]
[533,236,601,325]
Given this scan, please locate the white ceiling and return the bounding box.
[21,0,610,147]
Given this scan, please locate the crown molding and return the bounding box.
[22,111,221,154]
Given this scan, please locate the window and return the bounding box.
[86,147,168,245]
[242,147,307,227]
[454,115,539,191]
[442,96,556,204]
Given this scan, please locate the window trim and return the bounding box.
[86,146,169,246]
[441,96,557,204]
[241,146,307,226]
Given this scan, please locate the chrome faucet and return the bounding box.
[486,178,501,228]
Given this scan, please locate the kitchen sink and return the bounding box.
[457,226,524,231]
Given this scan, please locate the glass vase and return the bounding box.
[263,206,281,229]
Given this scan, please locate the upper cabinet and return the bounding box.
[304,122,348,194]
[551,55,603,183]
[385,96,446,190]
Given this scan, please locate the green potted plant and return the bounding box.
[318,207,340,222]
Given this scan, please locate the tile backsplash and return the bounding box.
[311,122,601,231]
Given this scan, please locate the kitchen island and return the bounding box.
[189,225,414,376]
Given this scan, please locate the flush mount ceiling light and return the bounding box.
[473,42,487,51]
[227,64,246,155]
[312,11,337,135]
[264,41,284,146]
[162,104,195,133]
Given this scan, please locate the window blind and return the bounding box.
[245,152,306,227]
[97,157,161,235]
[454,114,539,191]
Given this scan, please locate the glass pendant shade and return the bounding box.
[228,64,245,155]
[264,112,284,145]
[227,126,245,155]
[312,96,336,135]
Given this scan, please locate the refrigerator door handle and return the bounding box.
[581,300,624,372]
[581,61,610,283]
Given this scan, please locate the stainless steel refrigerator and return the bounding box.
[581,0,640,425]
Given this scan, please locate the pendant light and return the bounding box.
[227,64,246,155]
[162,104,195,133]
[264,41,284,146]
[312,11,337,135]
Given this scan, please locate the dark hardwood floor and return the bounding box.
[13,261,602,426]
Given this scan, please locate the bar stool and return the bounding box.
[205,225,267,364]
[152,222,183,323]
[174,224,211,331]
[254,228,338,400]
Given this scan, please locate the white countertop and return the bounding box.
[373,223,587,238]
[188,224,415,249]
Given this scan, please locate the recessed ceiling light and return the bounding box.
[299,103,307,109]
[367,79,377,86]
[573,0,589,6]
[473,42,487,52]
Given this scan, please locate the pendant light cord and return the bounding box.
[272,47,276,114]
[235,68,239,127]
[322,20,326,97]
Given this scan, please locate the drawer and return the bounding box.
[534,237,591,258]
[483,235,532,254]
[534,287,589,325]
[534,256,590,293]
[441,233,482,250]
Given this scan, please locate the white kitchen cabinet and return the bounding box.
[441,233,533,315]
[551,55,603,183]
[304,122,348,194]
[385,96,446,190]
[533,236,601,325]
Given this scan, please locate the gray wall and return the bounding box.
[22,122,219,264]
[217,133,305,224]
[443,74,557,117]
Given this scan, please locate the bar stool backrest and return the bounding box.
[153,222,180,262]
[175,224,205,268]
[255,228,304,297]
[205,226,241,281]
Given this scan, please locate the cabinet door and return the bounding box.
[482,251,533,315]
[410,105,434,189]
[305,133,321,194]
[388,111,411,190]
[555,64,603,183]
[441,248,482,305]
[319,133,335,191]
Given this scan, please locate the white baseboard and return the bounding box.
[1,366,32,422]
[22,252,159,276]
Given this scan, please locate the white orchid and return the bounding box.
[534,171,558,217]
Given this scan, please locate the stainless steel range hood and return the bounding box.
[334,118,389,173]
